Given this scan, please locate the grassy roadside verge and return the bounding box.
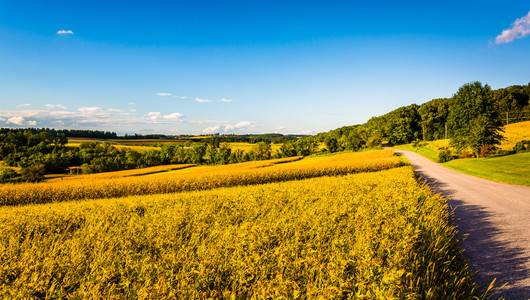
[444,152,530,186]
[395,144,530,186]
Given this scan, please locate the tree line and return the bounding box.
[0,130,320,182]
[313,82,530,157]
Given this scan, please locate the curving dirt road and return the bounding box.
[395,149,530,299]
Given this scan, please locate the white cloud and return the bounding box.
[495,11,530,44]
[195,98,212,103]
[108,108,124,112]
[147,112,162,121]
[129,109,137,112]
[57,30,74,35]
[181,96,187,99]
[146,112,184,122]
[202,125,222,134]
[224,121,256,132]
[5,116,36,126]
[45,104,67,110]
[17,103,31,107]
[156,92,172,96]
[164,112,184,120]
[275,127,286,132]
[219,98,233,102]
[6,116,25,125]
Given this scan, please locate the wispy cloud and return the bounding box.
[219,98,233,103]
[17,103,31,107]
[495,11,530,44]
[57,30,74,35]
[195,98,213,103]
[156,92,172,96]
[189,119,225,124]
[202,125,222,134]
[224,121,256,132]
[297,130,314,135]
[45,104,67,110]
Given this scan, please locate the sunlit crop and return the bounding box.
[499,120,530,150]
[0,166,477,299]
[45,164,195,182]
[0,150,400,206]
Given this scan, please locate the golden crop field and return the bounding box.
[66,142,162,152]
[499,120,530,150]
[227,142,283,152]
[0,150,400,206]
[0,166,477,299]
[67,140,283,153]
[45,164,195,182]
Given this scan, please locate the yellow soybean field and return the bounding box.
[499,120,530,150]
[45,164,195,182]
[0,150,400,206]
[0,166,477,299]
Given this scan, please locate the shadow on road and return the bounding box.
[415,168,530,299]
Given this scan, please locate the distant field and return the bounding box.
[67,138,283,153]
[0,152,477,298]
[227,142,283,152]
[66,142,162,152]
[499,120,530,150]
[45,164,194,182]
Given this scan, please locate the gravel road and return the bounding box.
[395,149,530,299]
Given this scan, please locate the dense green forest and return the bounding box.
[314,82,530,153]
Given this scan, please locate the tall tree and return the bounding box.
[447,82,503,156]
[418,98,450,140]
[253,142,272,160]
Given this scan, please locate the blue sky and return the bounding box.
[1,1,529,135]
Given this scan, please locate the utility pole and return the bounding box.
[445,124,448,148]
